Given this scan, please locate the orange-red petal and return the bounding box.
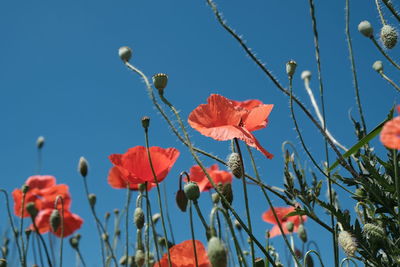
[188,165,232,192]
[380,116,400,149]
[108,166,156,191]
[33,209,83,237]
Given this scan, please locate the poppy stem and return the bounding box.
[192,201,209,233]
[393,149,400,222]
[144,192,161,263]
[162,182,176,244]
[124,184,131,267]
[54,196,65,267]
[381,0,400,23]
[19,192,27,266]
[189,201,199,267]
[371,37,400,71]
[378,72,400,93]
[289,234,298,267]
[30,216,53,267]
[75,247,87,267]
[144,129,172,267]
[233,138,255,265]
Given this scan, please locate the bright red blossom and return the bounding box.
[188,94,273,158]
[33,208,83,237]
[107,166,156,191]
[154,240,210,267]
[381,106,400,149]
[262,206,307,238]
[188,164,232,192]
[109,146,180,184]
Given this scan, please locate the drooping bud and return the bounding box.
[363,223,385,242]
[118,46,132,62]
[50,209,61,232]
[380,25,398,49]
[88,193,96,208]
[21,184,29,194]
[286,60,297,78]
[218,183,233,209]
[372,60,384,73]
[358,21,373,38]
[207,237,227,267]
[227,153,242,178]
[152,213,161,224]
[36,136,45,149]
[234,220,242,231]
[113,209,119,215]
[152,73,168,95]
[26,202,38,218]
[141,116,150,130]
[184,182,200,201]
[134,207,145,229]
[102,233,109,242]
[0,258,7,267]
[298,224,307,242]
[301,70,312,81]
[78,157,89,178]
[119,255,128,265]
[135,250,145,267]
[176,189,188,212]
[211,193,220,204]
[69,236,79,249]
[286,221,294,233]
[338,230,357,257]
[104,212,110,220]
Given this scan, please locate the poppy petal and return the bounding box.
[380,116,400,149]
[243,104,274,132]
[26,175,56,190]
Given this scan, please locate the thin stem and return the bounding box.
[193,201,209,232]
[145,193,161,263]
[371,38,400,71]
[233,138,255,265]
[19,192,27,266]
[375,0,387,25]
[393,150,400,222]
[54,197,65,267]
[380,72,400,92]
[162,182,175,244]
[189,201,199,267]
[303,250,325,267]
[345,0,367,134]
[289,234,298,267]
[75,248,87,267]
[31,216,53,267]
[124,184,131,267]
[381,0,400,23]
[144,129,172,267]
[36,233,45,267]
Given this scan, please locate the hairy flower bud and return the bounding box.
[152,73,168,95]
[102,233,109,242]
[69,236,79,249]
[119,255,128,265]
[118,46,132,62]
[78,157,89,178]
[134,207,145,229]
[207,237,227,267]
[219,183,233,209]
[176,189,188,212]
[141,116,150,130]
[50,209,61,232]
[298,224,307,242]
[21,184,29,194]
[88,193,96,208]
[234,220,242,231]
[372,60,383,73]
[358,21,373,38]
[36,136,45,149]
[227,153,242,178]
[301,70,312,81]
[338,230,357,257]
[286,60,297,77]
[26,202,38,218]
[0,258,7,267]
[184,182,200,201]
[380,25,398,49]
[152,213,161,224]
[286,221,294,233]
[135,250,145,267]
[211,193,220,204]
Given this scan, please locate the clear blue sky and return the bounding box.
[0,1,398,266]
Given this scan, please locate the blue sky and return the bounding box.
[0,1,398,266]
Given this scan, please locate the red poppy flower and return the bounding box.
[32,208,83,237]
[12,175,71,218]
[154,240,210,267]
[188,94,274,159]
[108,166,156,191]
[187,164,232,192]
[262,206,307,238]
[109,146,180,184]
[381,106,400,149]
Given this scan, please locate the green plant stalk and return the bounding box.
[145,193,161,263]
[345,0,367,134]
[303,250,325,267]
[375,0,387,25]
[371,38,400,70]
[189,201,199,267]
[233,138,255,265]
[144,129,172,267]
[30,216,53,267]
[193,201,209,232]
[289,234,297,267]
[381,0,400,23]
[0,189,24,267]
[163,182,175,244]
[394,150,400,222]
[55,197,65,267]
[36,232,45,267]
[75,247,87,267]
[124,184,131,267]
[380,72,400,92]
[19,192,27,266]
[340,257,358,267]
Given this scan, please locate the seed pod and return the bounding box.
[219,183,233,209]
[78,157,89,178]
[50,209,61,232]
[298,224,307,243]
[36,136,45,149]
[69,236,79,249]
[338,230,357,257]
[135,250,145,267]
[26,202,38,218]
[176,189,188,211]
[152,73,168,95]
[286,60,297,77]
[152,213,161,224]
[119,255,127,265]
[134,207,145,229]
[88,194,96,208]
[21,184,29,194]
[358,21,373,38]
[381,25,398,49]
[372,61,383,73]
[184,182,200,201]
[118,46,132,62]
[211,193,220,204]
[227,153,242,178]
[207,237,227,267]
[286,221,294,233]
[141,116,150,130]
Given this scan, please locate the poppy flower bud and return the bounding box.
[211,193,220,204]
[118,46,132,62]
[286,221,294,232]
[358,21,373,38]
[24,229,32,239]
[26,202,38,218]
[141,116,150,130]
[297,224,307,242]
[21,184,29,194]
[105,212,110,220]
[184,182,200,201]
[135,250,145,267]
[1,247,8,257]
[88,193,96,208]
[102,233,109,242]
[134,207,145,229]
[152,213,161,224]
[119,255,127,265]
[207,237,227,267]
[69,236,79,249]
[380,25,398,49]
[152,73,168,95]
[176,189,188,212]
[50,209,61,232]
[36,136,45,149]
[78,157,89,178]
[218,183,233,209]
[0,259,7,267]
[227,153,242,178]
[338,230,357,257]
[234,220,242,231]
[363,223,385,242]
[138,183,146,193]
[301,70,312,81]
[255,258,265,267]
[372,61,383,73]
[286,60,297,77]
[113,209,119,215]
[115,229,121,237]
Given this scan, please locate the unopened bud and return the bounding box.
[152,213,161,224]
[26,202,38,218]
[105,212,110,220]
[301,70,312,81]
[234,220,242,231]
[78,157,89,177]
[372,60,383,73]
[358,21,373,38]
[50,209,61,232]
[381,25,398,49]
[227,153,242,178]
[298,224,307,242]
[21,184,29,194]
[184,182,200,201]
[24,229,32,238]
[88,193,96,208]
[141,116,150,130]
[1,247,8,257]
[286,60,297,77]
[113,209,119,215]
[36,136,45,149]
[119,255,128,265]
[219,183,233,209]
[211,193,220,204]
[134,207,145,229]
[207,237,227,267]
[176,189,188,212]
[0,258,6,267]
[138,183,146,193]
[152,73,168,95]
[135,250,145,267]
[338,230,357,257]
[102,233,109,242]
[286,221,294,233]
[69,236,79,249]
[255,258,265,267]
[118,46,132,62]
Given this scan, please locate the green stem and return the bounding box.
[54,197,65,267]
[380,72,400,92]
[303,250,325,267]
[193,201,209,233]
[371,38,400,71]
[162,182,175,244]
[381,0,400,23]
[19,193,26,266]
[31,216,53,267]
[145,193,161,263]
[375,0,387,25]
[393,150,400,222]
[75,247,87,267]
[144,129,172,267]
[124,185,131,267]
[189,201,199,267]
